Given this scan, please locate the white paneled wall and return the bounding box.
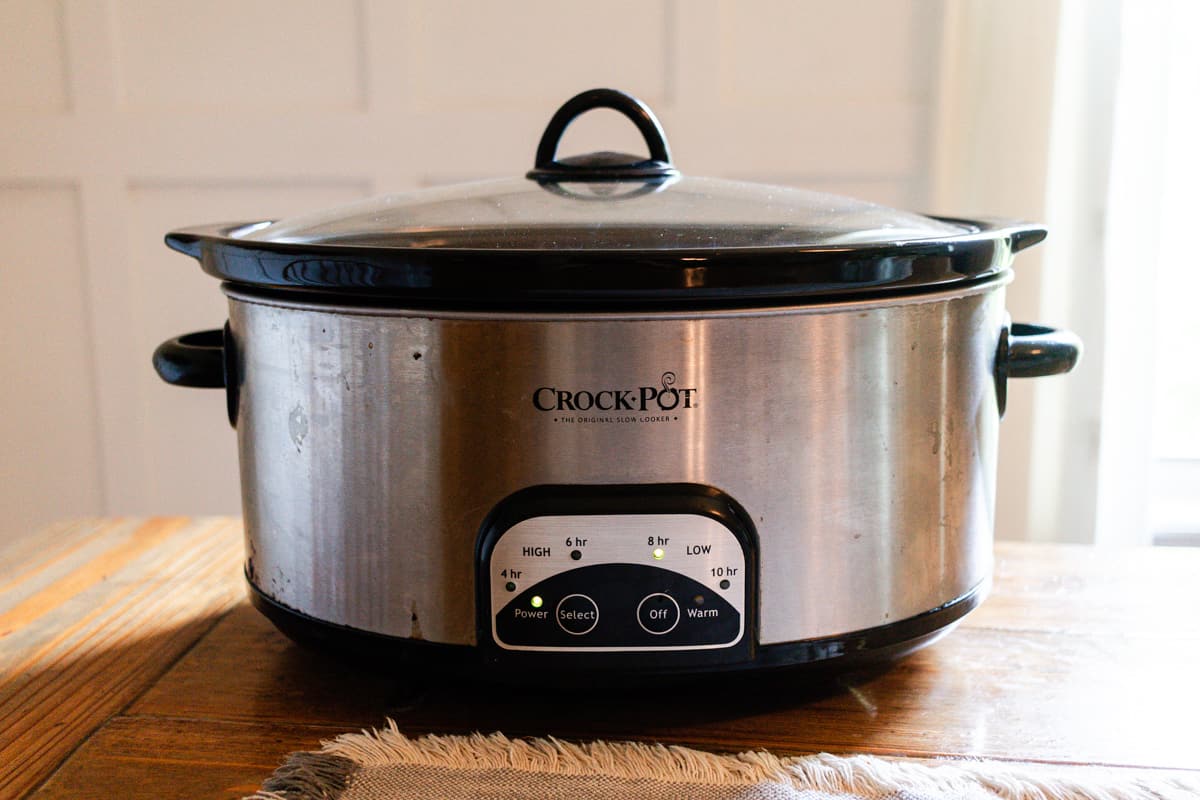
[0,185,103,538]
[1,0,1057,542]
[112,2,367,111]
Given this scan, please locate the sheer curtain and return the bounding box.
[1094,0,1200,545]
[947,0,1200,545]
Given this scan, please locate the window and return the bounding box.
[1097,0,1200,546]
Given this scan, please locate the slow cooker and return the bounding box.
[153,89,1080,680]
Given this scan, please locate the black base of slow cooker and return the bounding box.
[248,579,986,687]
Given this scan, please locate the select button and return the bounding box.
[555,594,599,635]
[637,593,680,635]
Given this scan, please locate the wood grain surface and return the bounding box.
[0,518,244,799]
[3,518,1199,799]
[125,605,1200,769]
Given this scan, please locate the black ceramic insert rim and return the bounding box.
[164,220,1044,308]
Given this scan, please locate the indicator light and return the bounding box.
[652,547,665,560]
[530,595,544,608]
[570,549,582,561]
[505,581,516,592]
[719,579,731,590]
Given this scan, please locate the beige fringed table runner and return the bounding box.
[246,723,1199,800]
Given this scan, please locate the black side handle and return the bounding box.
[153,328,225,387]
[526,88,678,182]
[1007,323,1082,378]
[152,323,239,427]
[994,321,1082,417]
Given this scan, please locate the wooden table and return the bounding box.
[2,518,1198,798]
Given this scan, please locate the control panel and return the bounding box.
[484,512,747,652]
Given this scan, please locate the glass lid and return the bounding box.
[239,175,969,251]
[238,89,969,251]
[165,89,1046,306]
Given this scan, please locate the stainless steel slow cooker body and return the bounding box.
[153,89,1080,679]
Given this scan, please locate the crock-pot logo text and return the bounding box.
[533,372,696,415]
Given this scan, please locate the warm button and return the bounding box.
[555,594,599,635]
[636,592,680,635]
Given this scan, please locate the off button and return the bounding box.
[555,594,599,635]
[637,593,680,635]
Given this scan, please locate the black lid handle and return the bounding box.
[527,88,678,182]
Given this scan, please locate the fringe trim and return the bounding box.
[248,721,1200,800]
[245,752,356,800]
